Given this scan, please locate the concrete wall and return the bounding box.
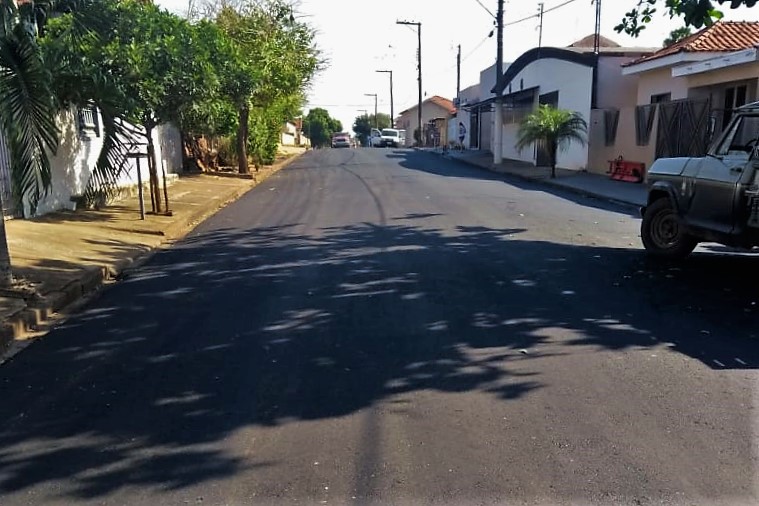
[636,67,689,104]
[28,108,183,217]
[587,106,658,175]
[496,58,594,170]
[596,56,641,109]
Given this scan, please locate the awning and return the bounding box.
[461,87,538,112]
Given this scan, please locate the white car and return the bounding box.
[379,128,402,148]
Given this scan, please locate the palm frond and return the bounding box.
[0,24,58,216]
[82,104,139,207]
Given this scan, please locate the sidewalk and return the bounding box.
[0,148,305,356]
[424,148,647,208]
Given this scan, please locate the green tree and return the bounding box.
[515,105,587,179]
[352,113,391,144]
[303,108,341,148]
[214,0,319,173]
[663,26,693,46]
[0,0,130,285]
[617,0,757,37]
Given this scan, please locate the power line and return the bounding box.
[472,0,495,19]
[503,0,577,27]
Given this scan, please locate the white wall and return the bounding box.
[27,109,183,217]
[497,58,594,170]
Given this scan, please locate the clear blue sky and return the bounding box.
[157,0,759,133]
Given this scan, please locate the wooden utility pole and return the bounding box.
[456,44,461,102]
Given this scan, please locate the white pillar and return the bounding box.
[493,99,503,164]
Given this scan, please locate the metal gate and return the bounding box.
[655,98,711,159]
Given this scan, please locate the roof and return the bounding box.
[398,95,456,116]
[625,21,759,66]
[567,34,621,48]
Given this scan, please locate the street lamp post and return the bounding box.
[364,93,378,129]
[396,20,421,146]
[376,70,394,127]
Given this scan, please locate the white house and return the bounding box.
[0,105,183,218]
[474,35,656,171]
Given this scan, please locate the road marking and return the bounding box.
[713,359,725,367]
[735,358,748,366]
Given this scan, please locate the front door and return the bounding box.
[688,113,759,233]
[469,110,479,149]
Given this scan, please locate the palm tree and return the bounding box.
[0,0,128,286]
[515,104,587,179]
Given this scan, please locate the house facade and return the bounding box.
[448,83,481,149]
[486,36,657,171]
[396,96,456,147]
[0,106,183,218]
[600,21,759,172]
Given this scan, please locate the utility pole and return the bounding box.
[537,3,544,48]
[493,0,504,165]
[376,70,394,127]
[456,44,461,103]
[397,20,422,146]
[593,0,602,54]
[364,93,378,128]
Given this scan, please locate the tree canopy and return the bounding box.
[353,113,391,145]
[303,108,342,148]
[617,0,757,36]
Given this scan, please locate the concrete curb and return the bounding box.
[0,151,304,357]
[419,148,642,210]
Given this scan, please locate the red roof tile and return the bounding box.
[626,21,759,66]
[399,95,456,115]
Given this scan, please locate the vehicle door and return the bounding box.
[687,113,759,233]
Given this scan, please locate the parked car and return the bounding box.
[379,128,402,148]
[369,128,382,147]
[331,132,351,148]
[640,101,759,259]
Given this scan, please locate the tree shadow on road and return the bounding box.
[0,217,756,500]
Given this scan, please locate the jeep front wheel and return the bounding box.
[641,198,697,259]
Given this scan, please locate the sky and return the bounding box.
[157,0,759,134]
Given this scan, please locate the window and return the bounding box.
[77,104,100,138]
[715,114,759,157]
[650,93,671,104]
[722,84,749,129]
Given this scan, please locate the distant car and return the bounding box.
[331,133,351,148]
[369,128,382,147]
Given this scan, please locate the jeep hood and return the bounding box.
[648,157,696,177]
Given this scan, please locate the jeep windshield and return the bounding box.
[381,129,398,137]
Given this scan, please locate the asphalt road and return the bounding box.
[0,148,757,505]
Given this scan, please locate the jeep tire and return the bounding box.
[641,198,698,259]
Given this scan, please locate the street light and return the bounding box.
[375,70,394,127]
[364,93,378,129]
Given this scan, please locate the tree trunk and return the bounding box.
[237,105,250,174]
[550,143,558,179]
[145,123,163,214]
[0,199,13,287]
